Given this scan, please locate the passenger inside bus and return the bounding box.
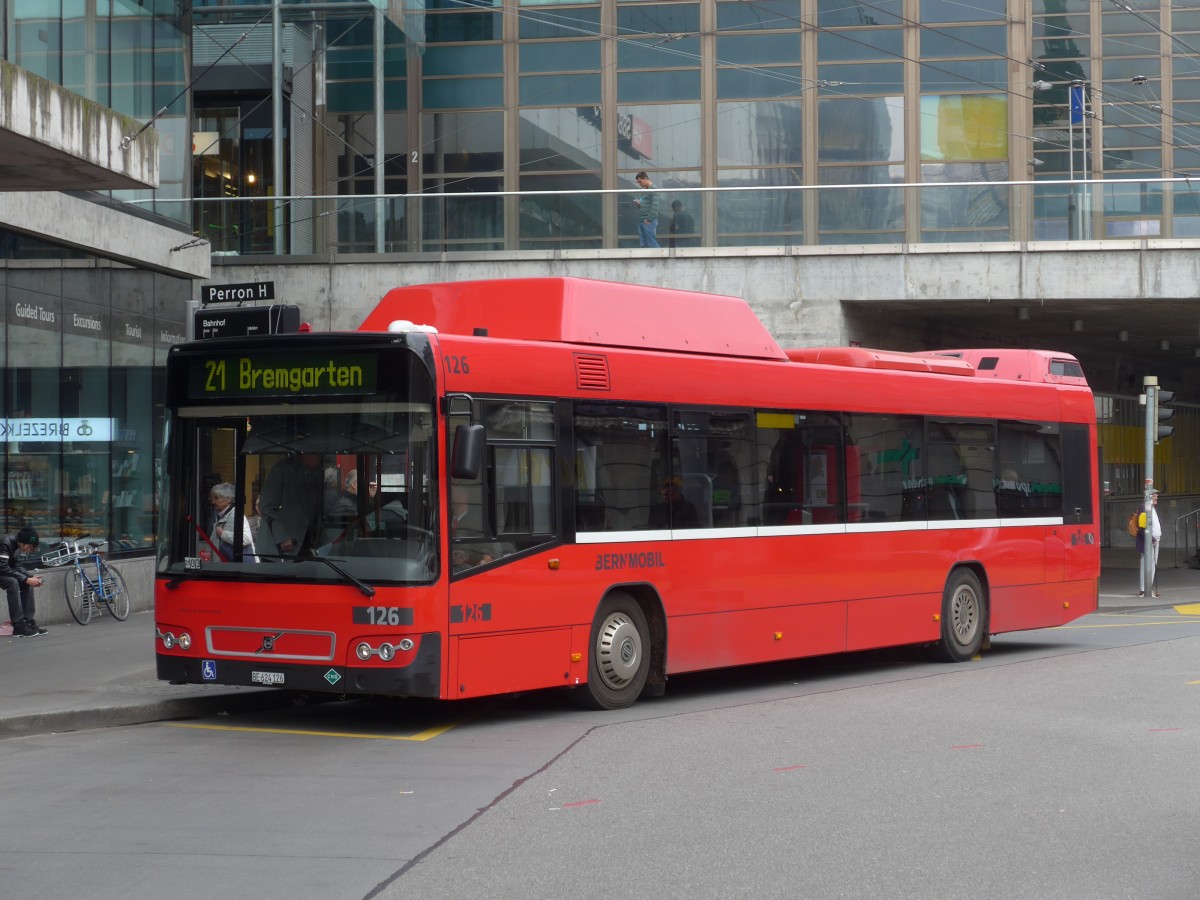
[258,452,325,558]
[649,476,700,529]
[450,482,515,571]
[450,483,493,570]
[329,470,377,523]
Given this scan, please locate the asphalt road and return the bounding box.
[4,608,1199,900]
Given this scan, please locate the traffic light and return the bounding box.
[1154,387,1175,441]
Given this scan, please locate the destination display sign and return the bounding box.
[186,351,379,399]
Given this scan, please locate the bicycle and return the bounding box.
[41,539,130,625]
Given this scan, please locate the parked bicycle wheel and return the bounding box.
[99,562,130,621]
[63,569,94,625]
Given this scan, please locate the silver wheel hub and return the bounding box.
[951,585,979,644]
[597,612,643,689]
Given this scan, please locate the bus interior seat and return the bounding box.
[682,472,713,527]
[597,448,651,530]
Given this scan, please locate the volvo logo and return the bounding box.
[257,632,283,654]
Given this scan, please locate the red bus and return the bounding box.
[155,278,1099,710]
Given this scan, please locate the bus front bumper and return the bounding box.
[155,632,442,698]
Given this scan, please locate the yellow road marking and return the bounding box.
[1057,619,1200,629]
[163,721,458,741]
[1187,680,1200,685]
[1175,604,1200,616]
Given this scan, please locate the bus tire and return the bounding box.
[929,568,986,662]
[572,592,651,710]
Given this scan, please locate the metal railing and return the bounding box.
[136,176,1200,260]
[1174,508,1200,568]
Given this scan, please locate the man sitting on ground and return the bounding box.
[1,527,46,636]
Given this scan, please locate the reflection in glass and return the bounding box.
[817,30,903,61]
[920,164,1011,242]
[716,168,803,245]
[717,67,806,100]
[615,104,702,169]
[1103,180,1163,217]
[519,108,604,171]
[818,97,904,163]
[718,0,802,32]
[818,62,904,94]
[920,25,1006,57]
[818,166,904,243]
[716,33,801,65]
[920,95,1007,161]
[421,112,505,174]
[519,6,602,40]
[616,5,701,36]
[617,70,702,103]
[421,179,504,252]
[520,74,602,106]
[520,174,603,249]
[818,0,902,27]
[520,41,602,73]
[425,11,502,42]
[920,0,1005,23]
[717,101,802,166]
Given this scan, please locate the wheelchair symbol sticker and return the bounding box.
[201,660,217,680]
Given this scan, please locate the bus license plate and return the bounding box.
[250,671,285,685]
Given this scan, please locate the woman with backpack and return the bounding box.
[1135,490,1162,597]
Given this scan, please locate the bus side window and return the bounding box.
[998,421,1063,518]
[574,403,668,532]
[845,413,924,522]
[757,411,845,526]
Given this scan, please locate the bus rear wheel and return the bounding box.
[930,569,986,662]
[572,592,650,710]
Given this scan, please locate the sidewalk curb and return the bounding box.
[0,690,300,740]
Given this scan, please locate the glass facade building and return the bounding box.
[186,0,1200,254]
[1,1,193,551]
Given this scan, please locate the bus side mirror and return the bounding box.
[451,424,485,480]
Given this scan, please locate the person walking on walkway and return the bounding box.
[633,172,661,248]
[1,527,45,636]
[1137,490,1162,597]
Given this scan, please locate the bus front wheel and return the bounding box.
[930,569,986,662]
[572,592,650,710]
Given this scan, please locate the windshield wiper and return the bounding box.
[256,552,376,597]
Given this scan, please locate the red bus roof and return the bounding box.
[361,277,789,360]
[919,349,1088,385]
[785,346,977,377]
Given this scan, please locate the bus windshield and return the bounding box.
[159,342,438,585]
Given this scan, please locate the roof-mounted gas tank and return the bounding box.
[785,346,976,376]
[360,277,789,360]
[921,349,1089,385]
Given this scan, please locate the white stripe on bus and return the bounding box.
[575,516,1066,543]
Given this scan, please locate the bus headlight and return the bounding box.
[356,642,373,661]
[161,631,175,649]
[378,642,395,662]
[398,638,414,652]
[178,632,192,650]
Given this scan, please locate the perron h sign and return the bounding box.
[201,281,275,304]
